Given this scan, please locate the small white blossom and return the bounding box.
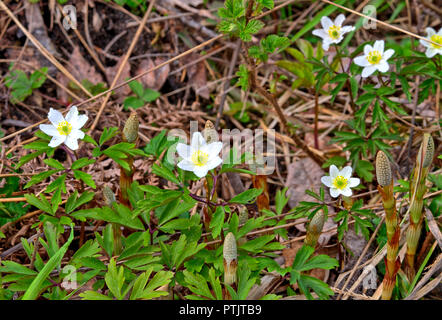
[321,165,360,198]
[39,106,87,151]
[312,14,355,51]
[176,132,223,178]
[420,27,442,58]
[353,40,395,78]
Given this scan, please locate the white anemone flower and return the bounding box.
[39,106,87,151]
[420,27,442,58]
[312,14,355,51]
[354,40,395,78]
[321,165,360,198]
[176,132,223,178]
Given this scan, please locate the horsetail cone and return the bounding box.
[304,209,325,248]
[203,120,218,144]
[103,185,116,207]
[376,151,399,300]
[223,232,238,287]
[419,134,434,168]
[405,134,434,281]
[122,112,139,143]
[376,151,392,187]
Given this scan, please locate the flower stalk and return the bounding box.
[405,134,434,281]
[103,185,122,256]
[376,151,400,300]
[119,112,139,208]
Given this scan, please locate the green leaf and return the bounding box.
[210,206,225,239]
[43,158,65,170]
[151,163,180,185]
[99,127,119,146]
[229,188,263,204]
[24,169,59,189]
[128,80,144,98]
[22,225,74,300]
[24,193,53,215]
[73,170,96,189]
[71,158,96,170]
[141,88,161,102]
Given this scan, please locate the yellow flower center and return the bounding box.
[191,150,209,167]
[328,25,341,40]
[430,34,442,49]
[367,50,382,65]
[332,175,348,190]
[57,121,72,136]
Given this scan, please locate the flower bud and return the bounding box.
[123,112,139,143]
[223,232,237,286]
[376,151,392,187]
[304,209,325,248]
[103,185,116,207]
[202,120,218,144]
[421,134,434,168]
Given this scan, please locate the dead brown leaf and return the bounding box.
[105,57,131,102]
[137,57,170,91]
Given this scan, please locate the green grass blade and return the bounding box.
[22,225,74,300]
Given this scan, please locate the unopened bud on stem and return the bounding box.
[304,209,325,248]
[223,232,238,287]
[123,112,139,143]
[103,185,116,207]
[376,151,392,187]
[421,134,434,168]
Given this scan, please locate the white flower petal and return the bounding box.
[65,106,79,125]
[334,14,345,27]
[361,65,377,78]
[341,26,355,34]
[322,40,331,51]
[193,166,209,178]
[177,159,196,172]
[329,188,341,198]
[48,108,65,127]
[340,187,353,197]
[74,114,88,129]
[176,143,192,160]
[312,29,327,40]
[364,44,373,56]
[191,132,206,150]
[205,141,223,156]
[377,61,390,73]
[425,48,438,58]
[340,166,353,179]
[205,156,223,171]
[64,135,79,150]
[69,129,85,140]
[383,49,395,61]
[329,165,339,178]
[48,135,66,148]
[39,124,58,137]
[348,177,360,188]
[373,40,384,53]
[320,16,333,30]
[354,55,370,67]
[321,176,333,188]
[425,27,436,37]
[420,38,430,48]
